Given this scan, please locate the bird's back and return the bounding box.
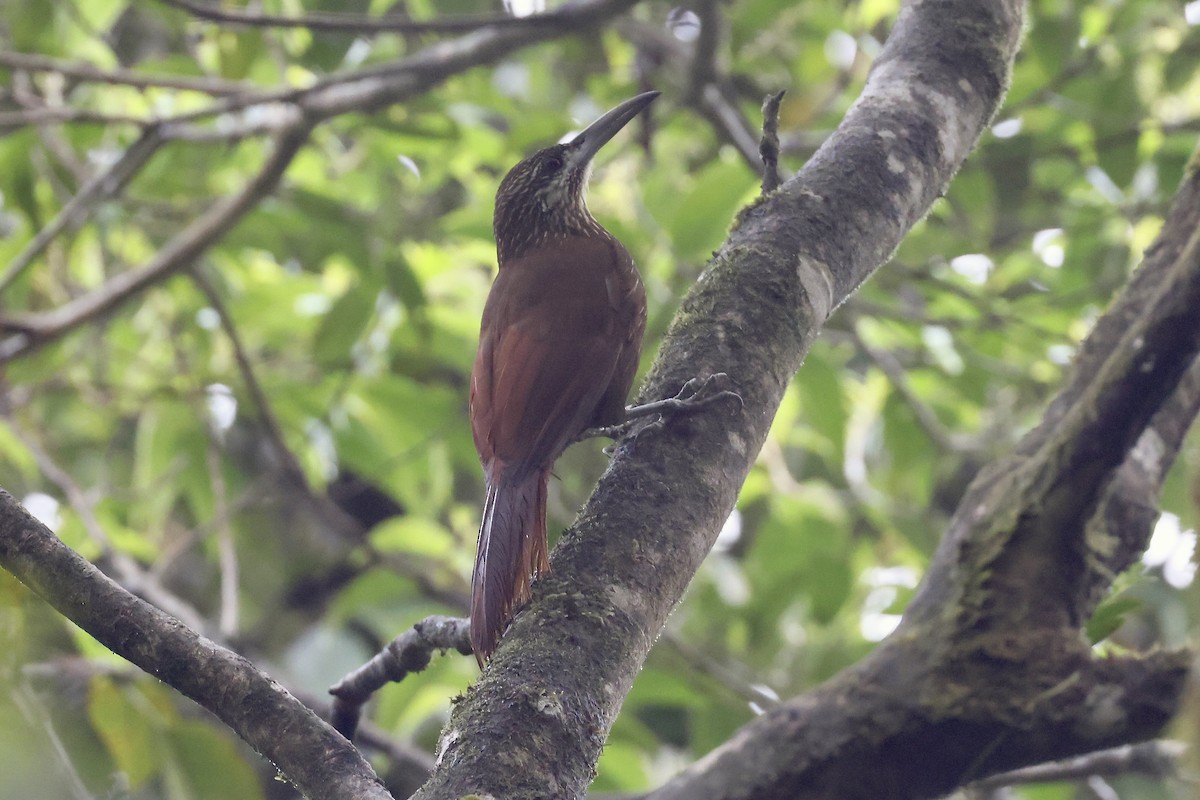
[471,233,644,477]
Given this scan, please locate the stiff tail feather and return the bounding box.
[470,469,550,666]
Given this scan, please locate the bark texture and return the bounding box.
[414,1,1031,798]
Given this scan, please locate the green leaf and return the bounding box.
[383,251,429,314]
[88,678,159,790]
[1086,595,1140,644]
[0,420,37,481]
[370,516,455,558]
[313,283,378,367]
[1096,130,1139,190]
[658,159,756,262]
[166,721,265,800]
[1028,15,1080,77]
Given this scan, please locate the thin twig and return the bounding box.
[760,90,786,193]
[205,437,240,639]
[188,270,367,547]
[848,320,977,453]
[0,104,151,128]
[685,0,721,101]
[329,616,472,740]
[661,632,781,710]
[0,51,252,96]
[12,686,93,800]
[972,741,1187,789]
[619,19,764,173]
[190,270,313,496]
[159,0,581,34]
[0,125,165,295]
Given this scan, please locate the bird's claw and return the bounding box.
[626,372,743,420]
[574,374,741,448]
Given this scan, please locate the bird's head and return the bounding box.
[493,91,659,262]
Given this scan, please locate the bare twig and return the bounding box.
[329,616,472,740]
[190,271,313,495]
[685,0,721,101]
[661,632,780,710]
[972,741,1187,790]
[0,51,252,96]
[11,686,93,800]
[759,90,786,193]
[619,19,764,173]
[0,104,150,128]
[0,115,312,362]
[205,437,240,639]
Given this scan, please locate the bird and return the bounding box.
[468,91,658,666]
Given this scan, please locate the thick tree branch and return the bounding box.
[0,489,392,800]
[644,637,1185,800]
[329,615,472,740]
[412,1,1024,798]
[907,149,1200,633]
[639,114,1200,800]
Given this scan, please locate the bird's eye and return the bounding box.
[544,155,563,172]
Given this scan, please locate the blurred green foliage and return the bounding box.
[1,0,1199,798]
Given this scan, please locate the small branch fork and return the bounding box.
[329,616,472,741]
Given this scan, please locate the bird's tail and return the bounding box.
[470,469,550,666]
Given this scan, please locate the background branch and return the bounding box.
[160,0,593,34]
[0,51,252,95]
[0,0,642,364]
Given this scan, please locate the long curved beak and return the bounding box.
[566,91,660,169]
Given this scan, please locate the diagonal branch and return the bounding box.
[0,125,166,295]
[905,149,1200,634]
[0,488,392,800]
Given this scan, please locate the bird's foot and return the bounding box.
[626,373,742,421]
[575,373,742,451]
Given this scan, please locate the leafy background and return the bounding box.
[1,0,1198,797]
